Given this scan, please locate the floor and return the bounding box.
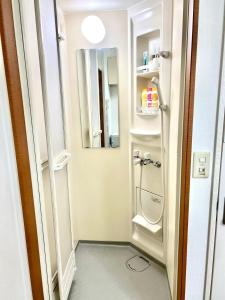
[68,243,171,300]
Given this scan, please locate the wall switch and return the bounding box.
[193,152,210,178]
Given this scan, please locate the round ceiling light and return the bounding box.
[81,16,106,44]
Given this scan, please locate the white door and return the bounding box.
[35,0,76,299]
[211,129,225,300]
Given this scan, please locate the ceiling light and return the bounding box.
[81,16,106,44]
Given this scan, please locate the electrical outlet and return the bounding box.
[193,152,210,178]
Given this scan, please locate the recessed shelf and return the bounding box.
[136,110,159,116]
[132,214,162,235]
[130,129,160,137]
[136,28,161,39]
[136,67,160,79]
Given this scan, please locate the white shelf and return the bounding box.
[136,68,160,79]
[132,215,162,234]
[130,129,160,137]
[136,110,159,116]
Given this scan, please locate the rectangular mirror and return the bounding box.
[76,48,120,148]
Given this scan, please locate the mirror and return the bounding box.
[76,48,120,148]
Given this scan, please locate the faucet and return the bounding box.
[140,158,161,168]
[133,150,161,168]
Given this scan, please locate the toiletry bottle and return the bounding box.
[152,87,159,110]
[143,51,149,66]
[147,87,153,112]
[141,88,148,112]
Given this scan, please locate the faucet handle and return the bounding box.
[133,149,141,158]
[153,161,161,168]
[133,158,141,166]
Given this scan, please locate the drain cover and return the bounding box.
[126,255,151,272]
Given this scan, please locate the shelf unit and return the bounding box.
[129,0,172,264]
[136,111,159,116]
[132,214,162,235]
[130,129,160,137]
[136,66,160,79]
[136,30,161,115]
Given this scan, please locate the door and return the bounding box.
[35,0,76,299]
[211,126,225,299]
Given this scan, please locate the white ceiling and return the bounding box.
[59,0,141,12]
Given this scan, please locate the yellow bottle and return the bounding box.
[141,88,148,112]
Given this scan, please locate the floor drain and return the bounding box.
[126,255,151,272]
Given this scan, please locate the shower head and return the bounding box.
[151,77,167,111]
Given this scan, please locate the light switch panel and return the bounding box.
[193,152,210,178]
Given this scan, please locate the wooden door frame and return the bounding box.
[0,1,44,299]
[0,0,199,299]
[177,0,199,299]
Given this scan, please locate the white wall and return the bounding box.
[0,39,32,300]
[64,11,130,241]
[185,0,225,299]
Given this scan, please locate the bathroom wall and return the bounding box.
[64,11,130,241]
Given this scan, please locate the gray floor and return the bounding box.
[68,243,171,300]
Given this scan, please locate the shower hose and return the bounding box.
[139,108,165,225]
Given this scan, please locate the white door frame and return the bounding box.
[210,134,225,299]
[0,37,33,300]
[11,0,60,299]
[204,27,225,300]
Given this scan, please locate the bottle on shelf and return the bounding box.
[143,51,149,65]
[141,87,159,114]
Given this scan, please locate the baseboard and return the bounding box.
[79,240,130,247]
